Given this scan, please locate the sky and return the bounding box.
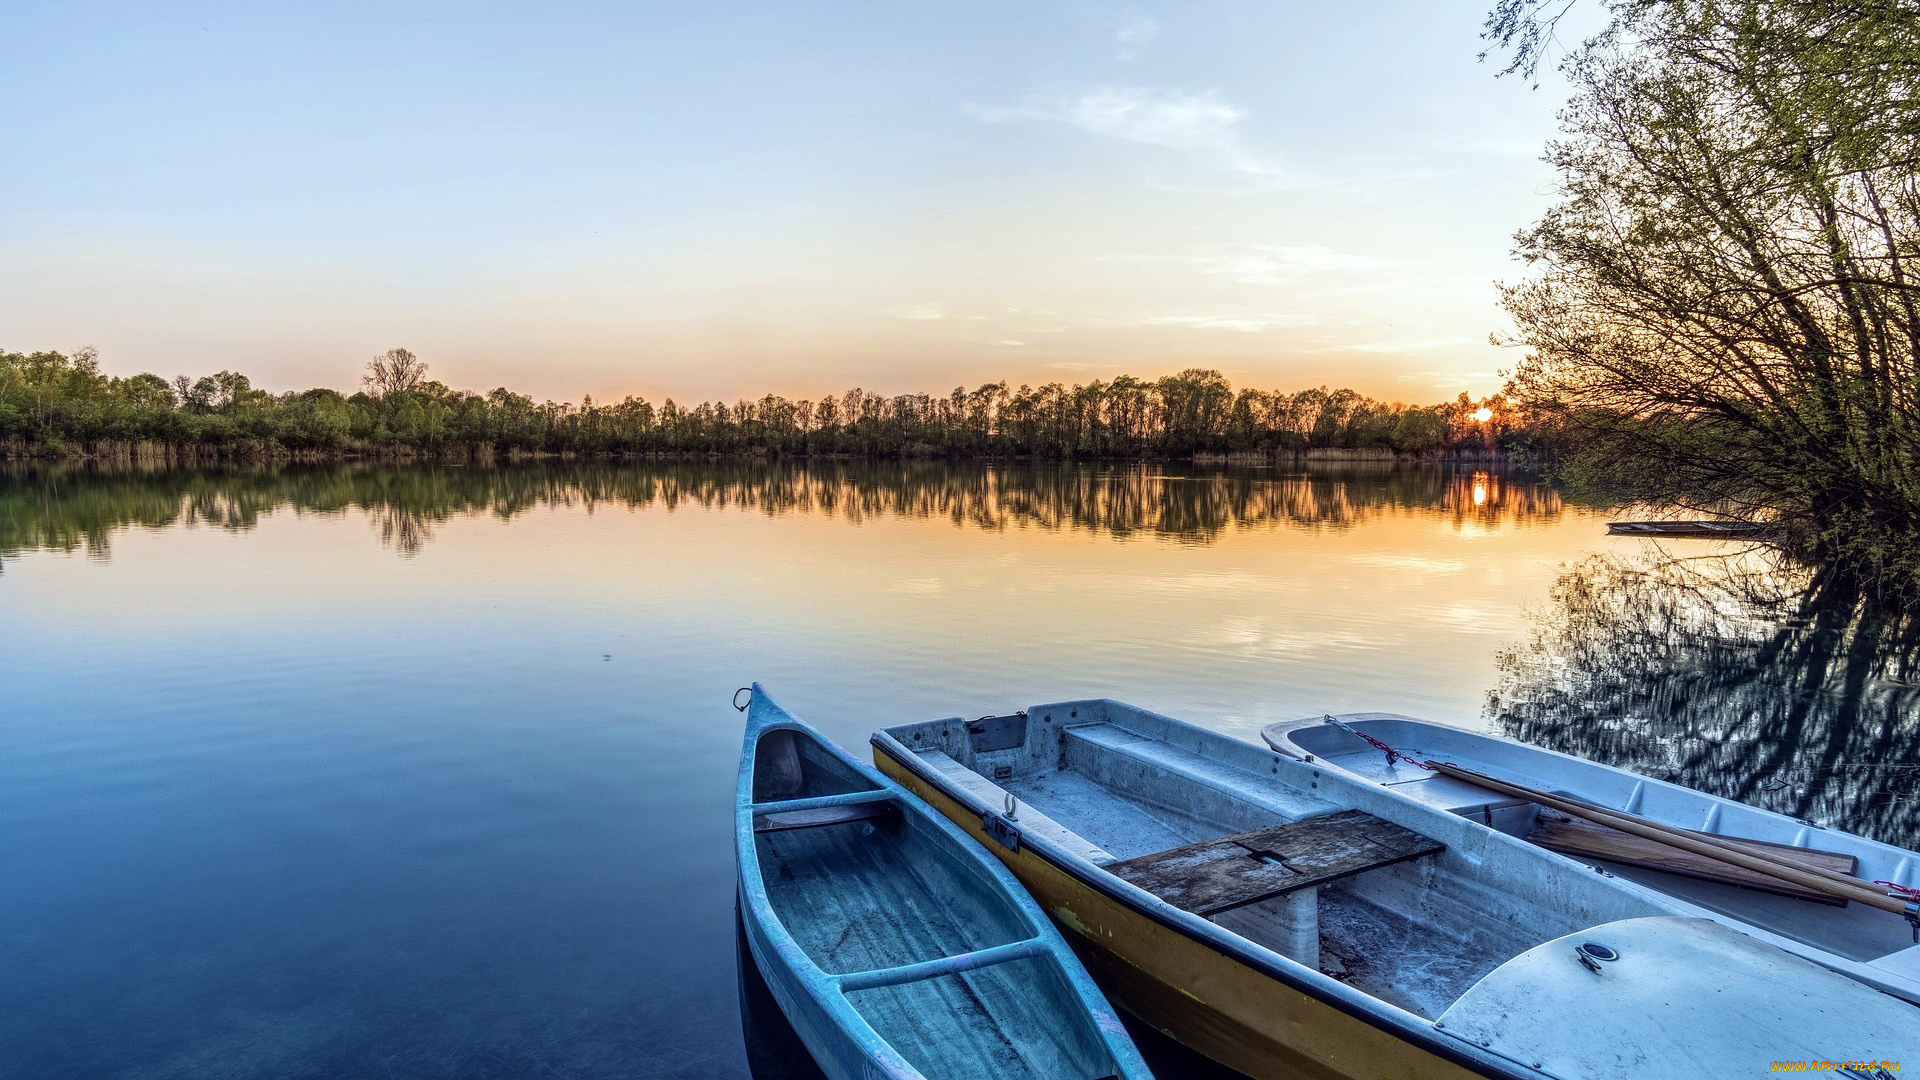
[1,1,1582,405]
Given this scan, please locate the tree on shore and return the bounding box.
[363,348,428,401]
[1494,0,1920,590]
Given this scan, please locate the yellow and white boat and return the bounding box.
[873,699,1919,1080]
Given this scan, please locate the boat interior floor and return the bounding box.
[1312,887,1515,1019]
[757,816,1117,1080]
[844,956,1115,1080]
[751,772,1121,1080]
[998,764,1524,1018]
[755,819,1027,976]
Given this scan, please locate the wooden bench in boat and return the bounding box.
[1105,810,1444,917]
[753,795,902,834]
[1526,809,1859,905]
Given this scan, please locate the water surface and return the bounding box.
[1,460,1911,1078]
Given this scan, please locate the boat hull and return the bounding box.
[735,686,1150,1080]
[739,886,884,1080]
[873,746,1489,1080]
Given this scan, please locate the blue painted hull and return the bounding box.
[740,887,882,1080]
[733,684,1151,1080]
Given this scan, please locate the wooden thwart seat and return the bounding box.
[753,802,900,833]
[1106,810,1444,917]
[1526,809,1859,905]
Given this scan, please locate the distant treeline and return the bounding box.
[0,347,1525,461]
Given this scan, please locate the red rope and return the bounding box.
[1323,717,1436,771]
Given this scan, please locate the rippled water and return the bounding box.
[1,460,1912,1078]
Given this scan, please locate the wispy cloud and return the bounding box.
[1336,335,1485,353]
[1395,368,1504,389]
[888,303,947,320]
[1115,12,1159,60]
[1180,243,1397,285]
[1138,311,1317,333]
[967,87,1295,184]
[996,338,1028,346]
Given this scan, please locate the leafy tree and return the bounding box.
[1497,0,1920,589]
[119,373,176,411]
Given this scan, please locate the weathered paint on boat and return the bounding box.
[735,685,1151,1080]
[1263,712,1920,1004]
[1433,916,1920,1080]
[876,699,1920,1080]
[871,747,1486,1080]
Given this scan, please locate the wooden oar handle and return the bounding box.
[1431,762,1914,917]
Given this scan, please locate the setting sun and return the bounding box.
[1471,407,1495,423]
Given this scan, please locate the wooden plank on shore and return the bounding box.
[1527,808,1857,905]
[1107,809,1443,917]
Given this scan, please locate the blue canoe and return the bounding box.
[734,685,1152,1080]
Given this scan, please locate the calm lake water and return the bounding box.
[2,460,1915,1079]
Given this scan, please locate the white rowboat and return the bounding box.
[1263,712,1920,1005]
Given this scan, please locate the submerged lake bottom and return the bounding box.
[0,459,1913,1078]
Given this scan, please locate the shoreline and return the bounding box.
[0,440,1518,468]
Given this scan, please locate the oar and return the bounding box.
[1439,763,1871,889]
[1431,761,1918,917]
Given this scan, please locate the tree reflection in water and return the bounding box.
[0,460,1566,567]
[1489,551,1920,848]
[18,460,1910,847]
